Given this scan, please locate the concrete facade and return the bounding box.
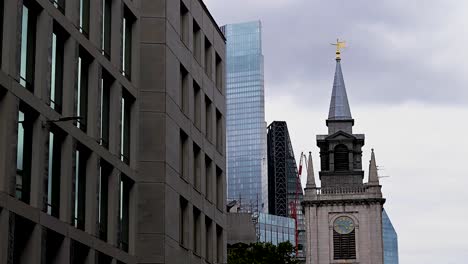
[226,213,257,245]
[0,0,226,263]
[302,57,385,264]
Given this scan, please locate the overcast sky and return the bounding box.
[205,0,468,263]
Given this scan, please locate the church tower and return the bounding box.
[303,42,385,264]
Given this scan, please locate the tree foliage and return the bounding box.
[228,241,299,264]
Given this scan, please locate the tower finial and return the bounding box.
[306,152,316,189]
[331,38,346,60]
[368,148,380,185]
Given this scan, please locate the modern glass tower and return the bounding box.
[383,209,399,264]
[221,21,268,213]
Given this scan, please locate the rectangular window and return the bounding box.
[73,146,88,230]
[216,109,223,153]
[50,24,66,113]
[179,197,188,247]
[205,96,212,141]
[19,2,37,91]
[16,106,34,203]
[193,143,201,191]
[193,20,201,62]
[180,130,188,179]
[215,53,223,92]
[122,6,135,80]
[77,48,90,132]
[205,155,212,201]
[98,161,110,241]
[79,0,90,37]
[216,225,223,263]
[204,38,212,77]
[121,91,132,164]
[100,72,112,148]
[102,0,112,58]
[47,130,62,217]
[193,207,201,255]
[180,1,189,44]
[216,167,223,210]
[180,64,188,114]
[51,0,65,13]
[10,214,35,264]
[193,81,201,129]
[119,174,133,252]
[70,240,90,264]
[205,217,212,262]
[96,252,112,264]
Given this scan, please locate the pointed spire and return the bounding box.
[368,149,380,185]
[328,59,352,120]
[306,152,316,188]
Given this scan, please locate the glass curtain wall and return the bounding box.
[222,21,267,213]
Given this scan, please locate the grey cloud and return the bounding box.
[206,0,468,106]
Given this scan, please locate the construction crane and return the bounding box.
[289,151,307,255]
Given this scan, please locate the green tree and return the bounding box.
[228,241,299,264]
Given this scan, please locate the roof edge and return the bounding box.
[199,0,226,41]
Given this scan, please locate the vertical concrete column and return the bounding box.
[201,215,206,260]
[209,160,215,203]
[87,61,101,142]
[201,154,206,197]
[1,0,19,75]
[65,0,80,27]
[0,92,18,194]
[34,9,53,101]
[0,210,9,263]
[62,38,78,117]
[130,10,140,88]
[85,153,99,236]
[59,135,74,224]
[30,116,49,210]
[107,169,120,246]
[109,82,122,156]
[89,0,103,49]
[110,0,123,70]
[86,248,96,264]
[53,236,71,264]
[128,179,136,255]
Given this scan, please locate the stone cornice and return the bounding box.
[302,198,386,207]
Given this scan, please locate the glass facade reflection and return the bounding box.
[222,21,268,213]
[255,213,295,246]
[383,209,399,264]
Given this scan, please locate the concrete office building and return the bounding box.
[383,209,399,264]
[0,0,226,263]
[221,21,268,213]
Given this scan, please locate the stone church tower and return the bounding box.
[302,47,385,264]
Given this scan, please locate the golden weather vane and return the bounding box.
[331,38,346,59]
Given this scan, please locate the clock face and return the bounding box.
[334,216,355,234]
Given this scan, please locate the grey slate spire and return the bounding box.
[306,152,316,188]
[328,58,352,120]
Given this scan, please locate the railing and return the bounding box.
[315,186,367,195]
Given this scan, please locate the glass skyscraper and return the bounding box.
[221,21,268,212]
[383,209,399,264]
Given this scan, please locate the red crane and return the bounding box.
[289,152,306,255]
